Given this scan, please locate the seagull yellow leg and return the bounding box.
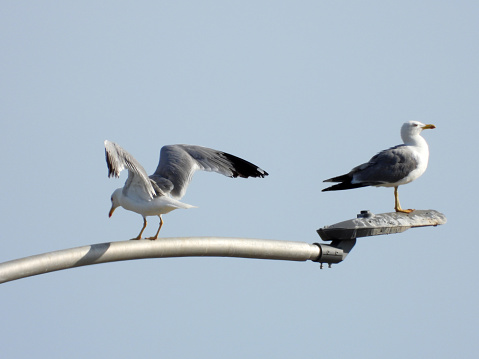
[131,217,147,240]
[394,186,414,213]
[146,215,163,240]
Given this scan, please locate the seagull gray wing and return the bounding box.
[323,145,418,191]
[104,140,157,199]
[149,145,268,199]
[354,145,418,184]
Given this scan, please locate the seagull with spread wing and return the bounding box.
[105,141,268,240]
[322,121,436,213]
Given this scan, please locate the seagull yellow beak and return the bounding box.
[109,206,116,218]
[422,124,436,130]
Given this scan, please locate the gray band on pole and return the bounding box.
[0,237,321,284]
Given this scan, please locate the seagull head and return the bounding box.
[109,189,122,217]
[401,121,436,142]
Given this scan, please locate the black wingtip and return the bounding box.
[222,152,269,179]
[323,173,351,183]
[322,182,369,192]
[104,145,120,178]
[105,148,114,177]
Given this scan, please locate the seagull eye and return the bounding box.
[412,123,418,127]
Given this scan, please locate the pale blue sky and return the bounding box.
[1,1,478,358]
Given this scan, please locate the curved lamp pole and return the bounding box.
[0,210,446,284]
[0,237,322,284]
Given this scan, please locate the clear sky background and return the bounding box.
[1,1,478,358]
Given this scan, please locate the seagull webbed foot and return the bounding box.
[129,217,148,240]
[393,187,415,214]
[145,216,163,240]
[395,208,415,214]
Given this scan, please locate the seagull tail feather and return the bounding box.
[322,182,369,192]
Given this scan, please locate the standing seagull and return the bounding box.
[322,121,436,213]
[105,141,268,239]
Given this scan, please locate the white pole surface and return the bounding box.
[0,237,321,284]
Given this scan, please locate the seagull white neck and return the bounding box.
[404,135,430,175]
[403,133,428,149]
